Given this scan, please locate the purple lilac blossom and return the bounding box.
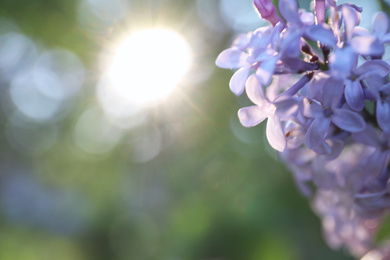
[364,76,390,133]
[352,12,390,59]
[303,76,366,149]
[216,0,390,258]
[215,23,284,95]
[238,74,299,152]
[329,49,390,111]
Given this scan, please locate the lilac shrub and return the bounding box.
[216,0,390,258]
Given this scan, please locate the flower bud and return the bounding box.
[253,0,276,19]
[253,0,284,26]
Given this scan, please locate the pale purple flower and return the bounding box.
[325,3,362,45]
[284,118,306,150]
[249,23,285,85]
[278,0,337,49]
[365,79,390,132]
[215,32,252,95]
[330,47,390,111]
[238,74,299,152]
[216,23,284,95]
[352,12,390,58]
[353,125,390,177]
[344,60,390,111]
[216,19,317,95]
[303,77,366,149]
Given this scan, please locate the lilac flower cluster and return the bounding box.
[217,0,390,258]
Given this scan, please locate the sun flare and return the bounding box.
[107,28,192,107]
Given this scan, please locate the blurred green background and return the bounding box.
[0,0,389,259]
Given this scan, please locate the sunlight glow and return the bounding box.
[107,28,192,107]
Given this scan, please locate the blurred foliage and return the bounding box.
[0,0,360,259]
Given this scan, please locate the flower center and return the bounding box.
[323,107,333,117]
[379,91,388,103]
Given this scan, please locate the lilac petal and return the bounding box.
[314,0,325,24]
[351,36,385,56]
[229,67,251,96]
[356,60,390,78]
[332,108,366,132]
[274,97,299,120]
[270,22,284,46]
[373,12,389,37]
[305,72,329,100]
[364,88,378,101]
[326,140,344,161]
[340,3,362,13]
[381,33,390,43]
[238,106,268,127]
[367,150,387,178]
[280,29,302,58]
[285,124,305,149]
[364,75,386,98]
[377,101,390,132]
[245,74,267,105]
[276,75,310,99]
[344,80,365,111]
[304,24,337,47]
[355,189,390,211]
[278,0,301,25]
[322,77,344,108]
[353,125,382,147]
[250,27,272,49]
[329,47,357,77]
[354,27,371,37]
[266,115,286,152]
[232,33,251,50]
[342,5,360,40]
[250,48,275,63]
[256,57,277,86]
[215,48,250,69]
[311,141,331,155]
[303,98,323,117]
[306,117,331,149]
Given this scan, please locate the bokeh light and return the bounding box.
[103,28,192,108]
[0,32,37,81]
[73,108,123,154]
